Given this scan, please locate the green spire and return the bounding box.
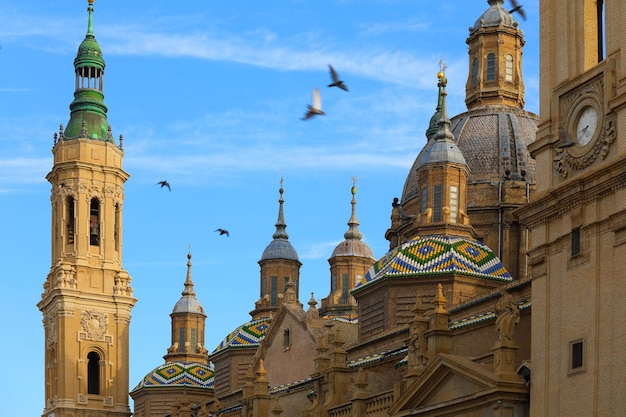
[425,71,446,140]
[64,0,112,142]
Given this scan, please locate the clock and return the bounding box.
[575,106,598,146]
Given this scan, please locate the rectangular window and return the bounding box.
[571,340,584,370]
[178,327,186,352]
[597,0,605,62]
[261,277,267,297]
[486,53,496,81]
[449,185,459,223]
[190,328,197,353]
[89,198,100,246]
[331,274,337,292]
[572,227,581,257]
[433,185,442,222]
[67,197,75,244]
[270,276,278,306]
[341,274,349,304]
[421,188,428,215]
[505,54,513,82]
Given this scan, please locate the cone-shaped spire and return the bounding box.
[172,252,204,314]
[273,181,289,240]
[260,179,299,262]
[181,252,196,297]
[64,0,113,142]
[344,179,363,241]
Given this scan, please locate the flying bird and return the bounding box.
[328,64,348,91]
[509,0,526,20]
[156,180,171,191]
[301,88,325,120]
[214,228,229,237]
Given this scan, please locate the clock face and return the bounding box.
[575,106,598,146]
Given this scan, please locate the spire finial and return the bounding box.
[344,177,363,240]
[273,178,289,240]
[86,0,95,39]
[434,64,455,142]
[182,251,196,297]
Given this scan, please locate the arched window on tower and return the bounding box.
[87,351,100,395]
[505,54,514,82]
[114,203,120,252]
[486,53,496,82]
[67,196,75,244]
[471,57,479,87]
[90,198,100,246]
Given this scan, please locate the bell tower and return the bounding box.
[517,0,626,415]
[37,1,136,416]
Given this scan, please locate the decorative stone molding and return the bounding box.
[80,309,109,342]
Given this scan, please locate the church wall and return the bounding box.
[263,313,317,387]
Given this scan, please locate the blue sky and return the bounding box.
[0,1,538,415]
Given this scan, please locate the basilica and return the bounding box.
[39,0,626,416]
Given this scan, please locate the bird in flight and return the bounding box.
[509,0,526,20]
[156,180,171,191]
[328,65,348,91]
[214,228,229,237]
[301,88,325,120]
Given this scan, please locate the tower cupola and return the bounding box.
[64,0,112,141]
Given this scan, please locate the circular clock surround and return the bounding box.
[567,98,601,151]
[574,105,598,146]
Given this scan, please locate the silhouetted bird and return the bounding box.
[301,88,325,120]
[328,65,348,91]
[509,0,526,20]
[156,180,171,191]
[214,228,229,237]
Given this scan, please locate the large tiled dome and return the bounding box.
[212,317,270,353]
[356,235,512,290]
[132,362,214,392]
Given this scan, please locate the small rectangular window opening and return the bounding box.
[571,227,581,257]
[572,341,583,369]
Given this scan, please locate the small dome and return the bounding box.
[470,0,518,34]
[212,317,271,353]
[131,362,214,392]
[173,296,205,314]
[355,235,512,291]
[261,239,300,261]
[74,36,105,70]
[330,239,375,259]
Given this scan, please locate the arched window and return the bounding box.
[87,351,100,395]
[67,196,75,244]
[505,54,514,82]
[89,198,100,246]
[471,57,478,87]
[486,53,496,81]
[114,203,120,251]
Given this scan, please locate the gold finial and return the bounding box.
[88,0,95,4]
[351,176,357,195]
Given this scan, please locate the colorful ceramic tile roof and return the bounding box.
[355,235,512,290]
[131,361,214,392]
[212,317,270,353]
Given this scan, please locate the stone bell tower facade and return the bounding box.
[37,1,136,417]
[518,0,626,415]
